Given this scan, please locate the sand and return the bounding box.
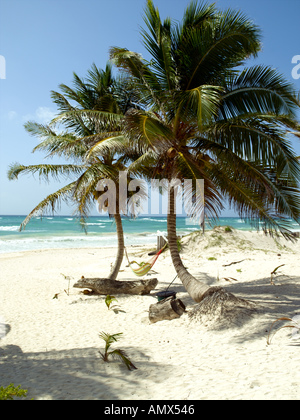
[0,227,300,400]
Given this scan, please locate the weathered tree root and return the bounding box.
[188,287,257,329]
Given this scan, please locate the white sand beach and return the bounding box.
[0,228,300,400]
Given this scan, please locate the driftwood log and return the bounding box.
[73,277,158,295]
[149,296,186,323]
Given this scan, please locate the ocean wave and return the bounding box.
[0,226,20,231]
[0,232,157,253]
[140,218,167,222]
[130,232,157,237]
[84,222,105,227]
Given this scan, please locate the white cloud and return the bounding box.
[35,106,57,123]
[7,110,18,120]
[22,106,56,124]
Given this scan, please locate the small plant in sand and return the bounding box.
[105,295,118,310]
[267,315,300,345]
[224,226,232,233]
[99,332,137,371]
[104,295,125,313]
[0,383,28,400]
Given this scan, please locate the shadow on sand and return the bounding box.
[0,344,173,400]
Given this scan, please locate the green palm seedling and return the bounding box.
[99,332,137,371]
[105,294,118,310]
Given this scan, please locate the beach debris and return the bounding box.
[267,315,300,345]
[52,293,59,299]
[61,273,73,296]
[222,259,246,267]
[99,332,137,371]
[221,277,238,283]
[82,289,93,295]
[149,296,186,323]
[73,277,158,295]
[270,264,285,285]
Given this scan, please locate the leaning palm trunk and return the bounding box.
[108,212,124,280]
[167,187,255,327]
[167,186,219,302]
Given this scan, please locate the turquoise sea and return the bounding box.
[0,215,299,254]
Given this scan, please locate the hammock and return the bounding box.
[124,242,168,277]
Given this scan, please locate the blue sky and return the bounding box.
[0,0,299,216]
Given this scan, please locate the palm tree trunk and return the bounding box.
[108,212,124,280]
[167,186,219,303]
[167,186,256,328]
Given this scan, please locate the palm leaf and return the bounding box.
[124,110,173,150]
[86,135,127,160]
[181,8,261,90]
[51,109,123,130]
[110,46,163,111]
[177,85,223,128]
[221,65,299,118]
[99,331,123,348]
[17,182,77,231]
[7,162,84,182]
[110,349,137,371]
[140,1,175,91]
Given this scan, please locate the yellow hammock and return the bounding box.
[124,242,168,277]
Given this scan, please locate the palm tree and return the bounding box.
[109,0,300,307]
[8,63,140,280]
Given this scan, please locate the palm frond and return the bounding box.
[86,135,127,160]
[209,155,300,238]
[124,110,173,151]
[110,46,163,110]
[126,149,158,179]
[221,65,299,118]
[176,151,223,219]
[180,8,261,90]
[8,162,84,182]
[140,0,175,91]
[177,85,224,128]
[18,182,77,231]
[99,331,122,349]
[51,109,123,131]
[208,118,300,177]
[24,121,58,138]
[110,349,137,371]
